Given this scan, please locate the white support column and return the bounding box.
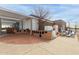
[30,19,32,35]
[22,20,23,30]
[20,20,23,30]
[0,18,2,34]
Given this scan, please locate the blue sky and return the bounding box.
[0,4,79,27]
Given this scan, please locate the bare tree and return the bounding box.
[30,6,51,30]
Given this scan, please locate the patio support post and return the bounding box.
[21,20,23,30]
[30,19,32,35]
[75,22,77,34]
[0,18,2,34]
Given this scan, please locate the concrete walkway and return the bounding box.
[0,35,79,55]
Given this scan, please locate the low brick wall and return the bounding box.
[42,32,52,40]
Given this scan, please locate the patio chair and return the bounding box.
[39,32,42,37]
[26,29,30,34]
[24,30,26,32]
[45,31,47,33]
[42,31,44,34]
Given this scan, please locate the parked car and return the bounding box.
[66,30,75,37]
[61,30,75,37]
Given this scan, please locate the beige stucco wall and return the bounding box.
[19,19,38,30]
[32,19,38,30]
[53,25,58,33]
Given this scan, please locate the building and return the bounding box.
[44,20,66,33]
[53,20,66,32]
[0,8,66,35]
[0,8,39,34]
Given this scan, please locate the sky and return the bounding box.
[0,4,79,28]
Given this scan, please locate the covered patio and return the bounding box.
[0,8,52,44]
[0,7,36,35]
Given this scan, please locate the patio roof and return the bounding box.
[0,7,31,20]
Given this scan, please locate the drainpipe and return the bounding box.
[0,18,2,34]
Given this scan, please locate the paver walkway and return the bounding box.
[0,34,79,55]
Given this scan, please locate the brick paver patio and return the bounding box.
[0,33,50,44]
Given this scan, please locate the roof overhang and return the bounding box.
[0,7,31,21]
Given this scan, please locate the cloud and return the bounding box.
[0,4,32,15]
[0,4,79,25]
[53,5,79,22]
